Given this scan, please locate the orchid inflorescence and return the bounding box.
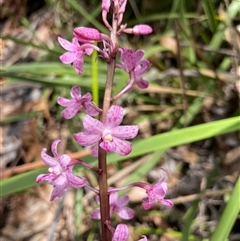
[37,1,173,240]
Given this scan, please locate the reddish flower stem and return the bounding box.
[98,9,119,241]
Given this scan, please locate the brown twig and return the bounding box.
[1,150,91,180]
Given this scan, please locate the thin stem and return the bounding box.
[98,9,119,241]
[111,72,135,102]
[98,60,116,241]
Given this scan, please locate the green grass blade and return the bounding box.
[202,0,217,32]
[181,199,200,241]
[110,116,240,162]
[0,168,47,196]
[210,177,240,241]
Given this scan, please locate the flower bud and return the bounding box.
[132,24,153,35]
[74,27,102,42]
[102,0,111,12]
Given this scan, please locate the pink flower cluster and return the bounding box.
[36,1,173,240]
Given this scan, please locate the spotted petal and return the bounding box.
[74,132,101,146]
[112,224,129,241]
[61,105,81,119]
[100,140,116,153]
[67,172,87,188]
[58,37,77,51]
[112,138,132,156]
[70,85,81,99]
[115,207,135,220]
[105,105,124,128]
[112,125,139,139]
[60,52,77,64]
[82,115,104,133]
[41,148,57,167]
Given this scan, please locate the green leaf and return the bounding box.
[202,0,218,32]
[0,168,47,197]
[109,116,240,162]
[210,177,240,241]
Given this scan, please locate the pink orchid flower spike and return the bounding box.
[142,169,173,210]
[74,105,139,156]
[91,192,135,220]
[117,47,151,89]
[58,37,93,74]
[36,140,87,201]
[57,85,100,119]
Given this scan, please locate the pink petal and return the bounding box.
[58,154,71,170]
[112,138,132,156]
[134,49,145,63]
[90,208,101,219]
[83,101,99,116]
[50,184,67,201]
[50,175,68,201]
[100,140,116,153]
[60,52,76,64]
[155,182,168,197]
[74,132,101,146]
[84,46,94,55]
[57,97,72,107]
[116,195,129,207]
[61,105,81,119]
[134,59,151,75]
[105,105,123,128]
[81,92,92,102]
[112,224,129,241]
[41,148,57,167]
[36,173,53,183]
[70,85,81,99]
[91,144,99,156]
[119,48,136,72]
[136,78,149,89]
[82,115,104,133]
[51,140,61,158]
[138,236,148,241]
[160,199,174,207]
[58,37,77,51]
[102,0,111,11]
[67,172,87,188]
[118,0,127,13]
[116,207,135,220]
[112,125,139,139]
[72,52,84,74]
[142,197,154,210]
[109,192,118,206]
[72,37,81,47]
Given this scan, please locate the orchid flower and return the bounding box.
[74,105,139,156]
[57,85,100,119]
[116,47,151,89]
[91,192,135,220]
[141,170,173,210]
[36,140,87,201]
[58,37,93,74]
